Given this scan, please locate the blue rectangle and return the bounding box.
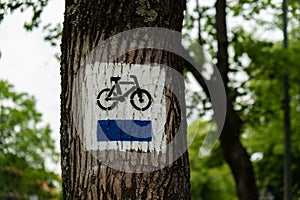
[97,120,152,142]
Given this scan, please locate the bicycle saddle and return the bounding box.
[110,77,121,82]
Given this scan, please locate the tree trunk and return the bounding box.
[215,0,259,199]
[60,0,190,199]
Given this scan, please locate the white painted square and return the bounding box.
[76,63,166,152]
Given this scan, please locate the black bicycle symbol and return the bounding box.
[97,75,152,111]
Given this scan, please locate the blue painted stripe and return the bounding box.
[97,120,152,142]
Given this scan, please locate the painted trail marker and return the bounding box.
[96,75,152,111]
[97,120,152,142]
[75,63,166,152]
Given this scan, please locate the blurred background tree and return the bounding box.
[188,120,237,200]
[0,80,61,199]
[185,0,300,199]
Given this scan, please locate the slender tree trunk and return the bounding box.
[282,1,292,199]
[215,0,259,199]
[60,0,190,199]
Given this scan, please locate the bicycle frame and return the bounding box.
[106,75,140,101]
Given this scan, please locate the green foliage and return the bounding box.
[0,80,61,199]
[0,0,62,54]
[42,23,62,47]
[231,26,300,198]
[184,0,300,199]
[188,120,237,200]
[0,0,48,30]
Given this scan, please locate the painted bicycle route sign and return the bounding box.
[75,63,166,152]
[96,75,152,111]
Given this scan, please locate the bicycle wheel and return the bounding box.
[130,88,152,111]
[97,88,117,110]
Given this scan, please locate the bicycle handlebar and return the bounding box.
[129,75,139,87]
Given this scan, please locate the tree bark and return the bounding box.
[215,0,259,199]
[60,0,190,199]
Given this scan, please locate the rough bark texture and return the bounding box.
[60,0,190,199]
[215,0,259,199]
